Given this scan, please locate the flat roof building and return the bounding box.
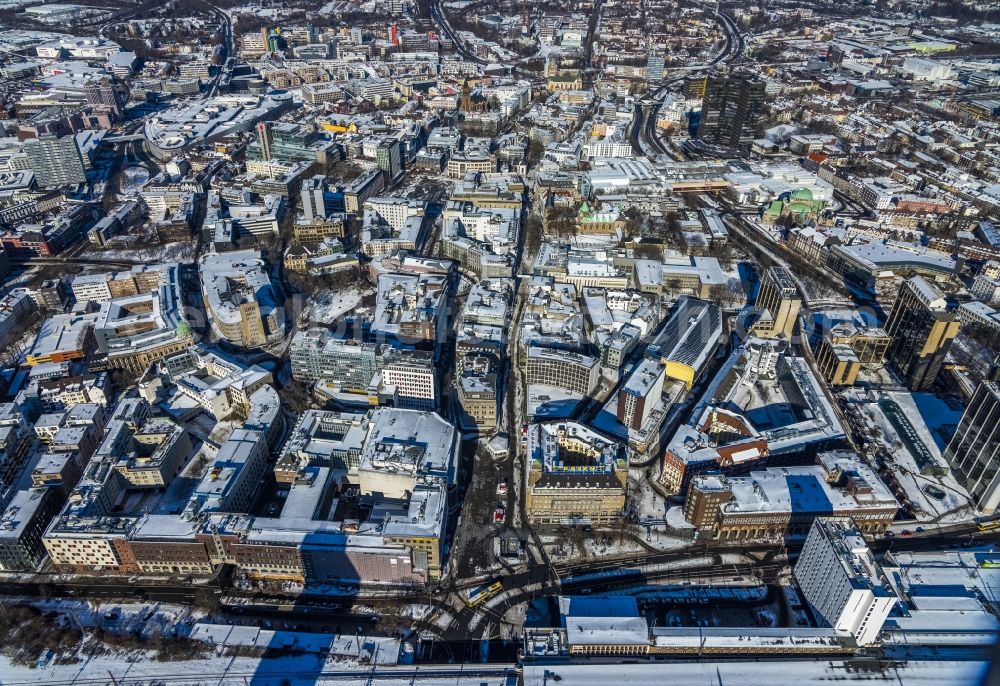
[526,422,628,525]
[662,338,846,493]
[795,517,898,646]
[647,296,722,389]
[200,250,284,349]
[684,453,898,542]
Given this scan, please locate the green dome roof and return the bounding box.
[176,321,193,337]
[790,187,814,201]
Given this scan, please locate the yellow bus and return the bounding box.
[466,581,502,607]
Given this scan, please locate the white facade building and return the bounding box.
[794,517,897,646]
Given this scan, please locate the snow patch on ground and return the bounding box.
[307,287,364,325]
[82,241,196,264]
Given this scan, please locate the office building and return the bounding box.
[646,50,665,82]
[525,422,628,524]
[456,353,499,429]
[697,72,767,151]
[943,381,1000,513]
[379,349,437,411]
[301,175,330,222]
[255,121,273,161]
[290,329,378,387]
[794,518,897,646]
[84,77,122,118]
[884,277,959,391]
[293,215,345,245]
[377,139,402,181]
[200,250,284,348]
[525,346,600,396]
[0,289,35,344]
[186,429,268,515]
[617,358,665,431]
[289,328,437,410]
[751,266,801,340]
[662,339,846,494]
[814,322,891,387]
[683,452,898,540]
[647,296,722,389]
[93,290,194,374]
[372,272,448,352]
[0,486,66,571]
[24,135,86,188]
[246,122,331,166]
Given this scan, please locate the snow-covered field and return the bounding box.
[306,286,365,325]
[0,598,426,685]
[33,597,206,636]
[120,166,151,194]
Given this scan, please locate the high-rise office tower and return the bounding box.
[24,134,86,188]
[986,353,1000,382]
[697,72,767,151]
[84,77,122,118]
[646,50,665,83]
[377,139,402,180]
[751,265,802,339]
[684,76,708,98]
[255,121,273,161]
[944,381,1000,513]
[884,276,959,392]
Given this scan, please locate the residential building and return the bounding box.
[24,134,86,188]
